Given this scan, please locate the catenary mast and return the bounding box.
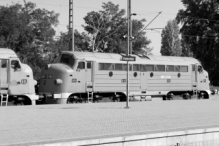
[69,0,74,51]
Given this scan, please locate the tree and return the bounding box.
[176,0,219,85]
[0,1,59,79]
[54,30,91,53]
[83,2,151,54]
[181,36,193,57]
[160,19,182,56]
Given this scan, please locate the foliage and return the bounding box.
[0,1,59,79]
[53,29,91,53]
[181,36,193,57]
[0,1,152,79]
[83,2,151,55]
[176,0,219,85]
[160,19,182,56]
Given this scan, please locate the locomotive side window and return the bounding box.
[198,65,203,73]
[191,65,202,73]
[115,64,122,71]
[145,65,154,71]
[122,64,132,71]
[175,66,180,72]
[155,65,165,72]
[122,64,127,71]
[77,62,85,70]
[99,63,104,70]
[60,54,74,67]
[133,64,140,71]
[11,60,21,71]
[192,65,195,71]
[99,63,114,70]
[180,66,188,72]
[140,65,147,72]
[104,63,111,70]
[87,61,92,69]
[1,59,8,68]
[108,63,114,70]
[129,64,132,71]
[166,65,174,72]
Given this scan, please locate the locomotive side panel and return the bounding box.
[130,71,141,92]
[93,62,141,92]
[93,71,141,92]
[146,71,192,91]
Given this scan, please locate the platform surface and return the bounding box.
[1,95,219,146]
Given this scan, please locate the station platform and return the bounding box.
[1,95,219,146]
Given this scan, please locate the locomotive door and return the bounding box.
[192,64,198,92]
[76,61,86,92]
[86,61,93,92]
[9,58,25,95]
[140,65,147,91]
[0,59,9,94]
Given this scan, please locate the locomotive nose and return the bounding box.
[39,63,73,93]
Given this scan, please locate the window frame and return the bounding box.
[99,63,115,71]
[115,63,123,71]
[59,54,75,67]
[155,65,165,72]
[166,65,174,72]
[77,61,85,70]
[180,66,188,72]
[145,64,154,72]
[133,64,140,71]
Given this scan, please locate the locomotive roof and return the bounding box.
[62,51,200,64]
[0,48,17,58]
[147,55,199,62]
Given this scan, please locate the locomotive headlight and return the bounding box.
[41,74,46,79]
[47,74,52,79]
[54,79,63,85]
[45,64,51,70]
[33,80,37,86]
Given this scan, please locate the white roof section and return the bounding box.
[62,51,200,64]
[63,51,130,60]
[147,55,199,63]
[0,48,17,58]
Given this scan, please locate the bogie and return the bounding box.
[181,93,192,100]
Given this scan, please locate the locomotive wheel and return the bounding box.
[13,96,29,105]
[66,99,71,104]
[199,92,208,99]
[14,101,24,106]
[67,97,76,104]
[162,96,167,100]
[118,94,126,102]
[112,95,120,102]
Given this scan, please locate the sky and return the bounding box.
[0,0,185,55]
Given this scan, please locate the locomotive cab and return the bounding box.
[0,48,38,105]
[191,63,210,98]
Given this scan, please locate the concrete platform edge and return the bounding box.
[33,127,219,146]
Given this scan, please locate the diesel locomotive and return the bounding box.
[38,51,210,104]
